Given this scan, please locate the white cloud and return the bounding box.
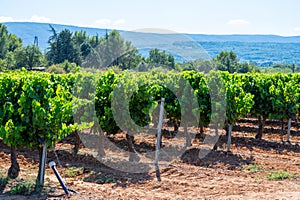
[293,27,300,32]
[0,16,14,22]
[29,15,51,23]
[94,18,126,28]
[95,19,112,27]
[0,15,51,23]
[227,19,250,26]
[113,19,125,25]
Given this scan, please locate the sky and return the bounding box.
[0,0,300,36]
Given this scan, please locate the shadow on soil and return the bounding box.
[47,149,153,183]
[233,124,300,137]
[0,137,153,198]
[180,148,254,169]
[213,134,300,154]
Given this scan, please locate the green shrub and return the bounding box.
[46,64,65,74]
[244,164,263,173]
[10,180,35,195]
[46,60,79,74]
[266,171,296,180]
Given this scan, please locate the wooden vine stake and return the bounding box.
[227,124,233,152]
[287,118,292,142]
[154,98,165,182]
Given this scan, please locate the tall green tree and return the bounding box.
[181,59,215,72]
[15,45,45,70]
[103,30,141,70]
[84,30,141,70]
[148,48,175,69]
[73,30,100,59]
[0,23,22,70]
[0,23,9,59]
[215,51,239,73]
[47,27,81,65]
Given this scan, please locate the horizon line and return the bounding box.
[3,21,300,37]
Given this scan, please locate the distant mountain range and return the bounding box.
[4,22,300,66]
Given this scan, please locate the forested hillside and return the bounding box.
[4,22,300,66]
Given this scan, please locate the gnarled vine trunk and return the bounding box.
[195,125,204,141]
[126,132,139,162]
[213,127,219,151]
[256,116,266,140]
[8,146,19,179]
[174,121,179,133]
[97,130,105,157]
[184,125,192,147]
[280,118,285,141]
[73,130,81,155]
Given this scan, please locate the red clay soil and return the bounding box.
[0,118,299,199]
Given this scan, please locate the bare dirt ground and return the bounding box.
[0,118,300,199]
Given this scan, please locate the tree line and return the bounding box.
[0,23,299,73]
